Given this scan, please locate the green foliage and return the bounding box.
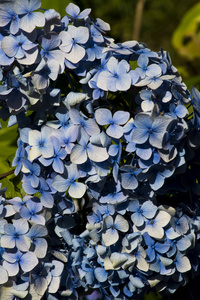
[0,121,17,174]
[172,2,200,60]
[143,292,163,300]
[41,0,69,15]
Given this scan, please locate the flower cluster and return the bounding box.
[1,1,200,299]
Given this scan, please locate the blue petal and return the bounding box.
[131,212,144,227]
[3,260,19,276]
[102,228,118,246]
[107,124,124,139]
[94,267,107,282]
[176,255,191,273]
[137,54,148,68]
[114,214,129,232]
[116,73,131,91]
[20,252,38,272]
[95,108,112,125]
[0,266,8,284]
[65,42,86,64]
[141,200,157,219]
[87,143,109,162]
[33,238,48,258]
[121,172,138,190]
[113,111,130,125]
[65,3,80,17]
[70,145,87,164]
[68,182,86,198]
[48,173,64,193]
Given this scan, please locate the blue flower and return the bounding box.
[129,200,157,227]
[120,165,139,190]
[21,158,41,188]
[1,33,38,64]
[102,214,129,246]
[132,113,171,149]
[1,219,30,251]
[65,3,91,20]
[52,163,86,198]
[47,108,70,129]
[70,133,109,164]
[39,136,66,174]
[96,57,135,92]
[135,54,161,80]
[3,250,38,276]
[26,224,48,258]
[23,178,54,208]
[39,34,64,70]
[19,198,45,225]
[172,252,191,273]
[0,2,20,34]
[143,232,170,262]
[143,210,171,239]
[95,108,130,139]
[59,25,89,64]
[28,126,54,161]
[31,59,60,90]
[14,0,45,33]
[69,108,100,137]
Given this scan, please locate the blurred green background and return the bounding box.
[1,1,200,299]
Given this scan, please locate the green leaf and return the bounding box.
[0,123,17,174]
[0,177,21,199]
[130,60,138,70]
[172,2,200,60]
[143,292,163,300]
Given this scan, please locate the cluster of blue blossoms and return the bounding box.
[1,1,200,299]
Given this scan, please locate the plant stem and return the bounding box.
[133,0,147,41]
[0,169,14,179]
